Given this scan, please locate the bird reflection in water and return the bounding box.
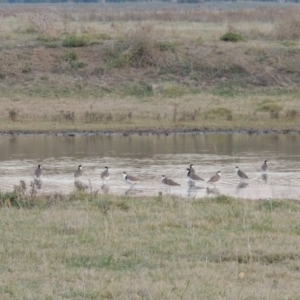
[206,187,220,196]
[236,182,249,193]
[124,187,141,196]
[34,179,43,189]
[101,184,110,194]
[74,180,89,191]
[261,173,268,184]
[187,185,203,197]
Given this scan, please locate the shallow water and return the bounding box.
[1,133,300,200]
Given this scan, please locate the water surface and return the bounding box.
[1,133,300,200]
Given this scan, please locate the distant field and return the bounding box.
[0,3,300,132]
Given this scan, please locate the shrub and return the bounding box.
[105,24,178,69]
[62,35,89,47]
[220,32,243,42]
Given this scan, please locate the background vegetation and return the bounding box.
[1,3,300,132]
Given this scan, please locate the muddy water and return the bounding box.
[1,133,300,200]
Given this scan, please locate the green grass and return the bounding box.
[220,31,244,42]
[1,191,300,299]
[61,50,78,62]
[121,82,154,97]
[256,100,283,113]
[62,35,90,47]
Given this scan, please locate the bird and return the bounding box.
[74,165,83,180]
[161,175,180,187]
[34,165,43,180]
[189,164,196,174]
[123,172,141,187]
[187,168,204,185]
[101,166,110,181]
[207,171,221,187]
[261,160,268,172]
[236,167,249,180]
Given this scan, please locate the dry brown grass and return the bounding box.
[272,12,300,40]
[1,3,297,23]
[0,4,300,132]
[0,91,300,133]
[1,192,300,299]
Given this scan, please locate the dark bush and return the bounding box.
[220,32,243,42]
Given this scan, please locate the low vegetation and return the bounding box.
[0,4,300,132]
[220,31,244,42]
[62,34,90,47]
[1,188,300,299]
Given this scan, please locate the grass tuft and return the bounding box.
[162,86,185,98]
[285,109,299,120]
[220,32,243,42]
[61,50,78,62]
[256,100,283,114]
[62,35,90,47]
[122,82,153,97]
[8,109,19,122]
[205,107,233,120]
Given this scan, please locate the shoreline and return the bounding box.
[0,128,299,137]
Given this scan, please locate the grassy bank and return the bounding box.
[2,90,300,133]
[1,4,300,132]
[1,190,300,299]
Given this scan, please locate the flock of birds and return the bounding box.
[32,160,269,192]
